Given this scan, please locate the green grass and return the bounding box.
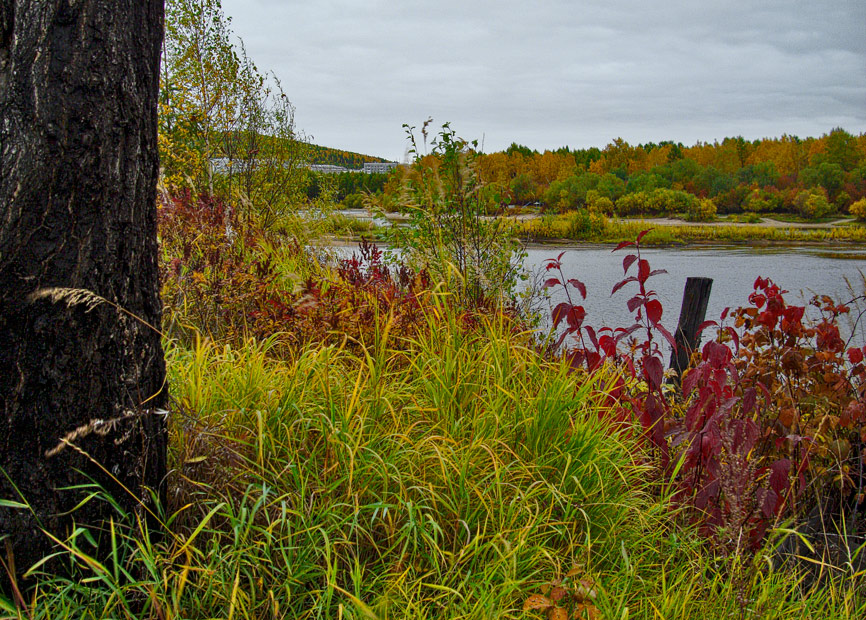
[8,294,864,618]
[759,213,843,224]
[516,212,866,245]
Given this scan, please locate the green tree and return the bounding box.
[161,0,307,226]
[626,172,668,194]
[393,122,524,303]
[824,127,860,171]
[510,173,536,204]
[799,162,844,197]
[543,173,600,211]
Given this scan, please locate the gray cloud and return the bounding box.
[221,0,866,160]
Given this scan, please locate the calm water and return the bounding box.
[523,243,866,347]
[330,240,866,346]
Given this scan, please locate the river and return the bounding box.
[331,239,866,346]
[522,243,866,348]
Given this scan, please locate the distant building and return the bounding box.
[307,164,349,174]
[362,162,400,174]
[212,159,400,175]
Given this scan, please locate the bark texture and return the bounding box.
[0,0,167,573]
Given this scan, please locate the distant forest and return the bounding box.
[454,129,866,219]
[306,129,866,222]
[305,143,389,168]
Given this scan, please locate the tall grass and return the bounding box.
[517,213,866,245]
[7,297,864,618]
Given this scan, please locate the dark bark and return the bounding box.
[669,277,713,381]
[0,0,167,574]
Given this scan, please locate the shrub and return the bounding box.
[743,188,782,213]
[159,190,441,353]
[685,197,717,222]
[849,197,866,221]
[386,121,526,305]
[543,232,866,555]
[793,188,833,219]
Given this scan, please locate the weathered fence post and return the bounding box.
[669,277,713,381]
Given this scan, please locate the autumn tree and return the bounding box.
[161,0,307,227]
[0,0,167,573]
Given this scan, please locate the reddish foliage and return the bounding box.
[545,231,866,553]
[159,191,527,354]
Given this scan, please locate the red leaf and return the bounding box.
[552,302,571,328]
[611,276,637,296]
[648,269,667,278]
[769,459,792,495]
[599,334,617,356]
[584,325,599,349]
[623,254,638,274]
[556,251,566,262]
[638,259,650,284]
[567,305,586,328]
[543,278,561,289]
[636,229,652,243]
[702,340,730,368]
[657,324,677,349]
[742,387,757,415]
[724,326,740,351]
[568,278,587,299]
[643,355,664,390]
[697,320,717,335]
[627,296,644,313]
[646,299,663,325]
[849,347,864,364]
[613,240,634,252]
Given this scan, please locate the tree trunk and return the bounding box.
[0,0,167,574]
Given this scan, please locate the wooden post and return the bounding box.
[669,277,713,380]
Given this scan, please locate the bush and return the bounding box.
[387,122,525,305]
[543,233,866,555]
[793,188,833,219]
[743,188,782,213]
[849,197,866,221]
[342,192,366,209]
[684,197,717,222]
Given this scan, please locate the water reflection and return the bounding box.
[523,243,866,348]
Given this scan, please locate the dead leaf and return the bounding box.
[575,578,597,602]
[524,594,553,612]
[550,587,568,602]
[548,606,568,620]
[575,603,603,620]
[565,565,584,578]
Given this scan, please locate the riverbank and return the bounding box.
[327,209,866,246]
[513,212,866,245]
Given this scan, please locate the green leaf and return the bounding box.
[0,499,29,509]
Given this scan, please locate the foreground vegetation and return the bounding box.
[6,2,863,617]
[10,331,863,618]
[7,184,864,618]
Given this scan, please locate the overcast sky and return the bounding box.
[221,0,865,161]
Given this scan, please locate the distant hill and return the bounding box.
[306,143,390,168]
